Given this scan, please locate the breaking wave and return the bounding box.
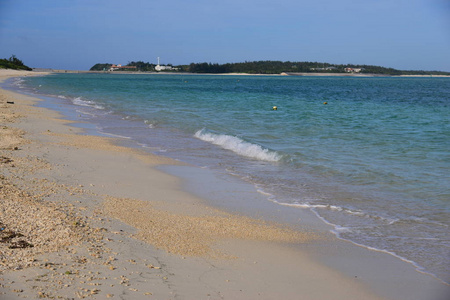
[194,129,281,162]
[72,97,105,110]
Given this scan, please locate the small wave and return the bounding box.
[334,234,448,284]
[333,225,352,233]
[73,97,90,106]
[388,216,449,227]
[97,131,131,139]
[136,142,162,151]
[72,97,105,110]
[256,188,273,197]
[144,120,156,128]
[194,129,281,162]
[75,109,99,118]
[12,78,25,88]
[273,201,346,211]
[287,204,444,281]
[271,199,399,225]
[266,198,448,283]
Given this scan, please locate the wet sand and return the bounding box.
[0,69,448,299]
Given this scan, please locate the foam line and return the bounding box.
[194,129,281,162]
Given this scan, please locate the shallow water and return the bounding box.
[14,73,450,283]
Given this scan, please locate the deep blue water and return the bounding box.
[14,73,450,283]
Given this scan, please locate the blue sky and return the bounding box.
[1,0,449,71]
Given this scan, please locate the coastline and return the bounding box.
[30,68,450,77]
[1,69,448,299]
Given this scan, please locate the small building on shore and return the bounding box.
[344,67,364,73]
[155,64,174,71]
[109,64,137,71]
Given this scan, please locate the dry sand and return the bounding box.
[0,69,448,299]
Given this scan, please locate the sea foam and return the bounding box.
[72,97,105,110]
[194,129,281,162]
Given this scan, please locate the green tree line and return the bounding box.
[90,61,157,71]
[89,63,112,71]
[182,61,450,75]
[179,61,336,74]
[0,55,32,70]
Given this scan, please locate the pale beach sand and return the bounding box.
[0,69,448,299]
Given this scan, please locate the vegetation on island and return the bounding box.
[126,61,157,71]
[89,60,450,76]
[89,63,112,71]
[0,55,32,71]
[181,61,450,75]
[90,61,157,72]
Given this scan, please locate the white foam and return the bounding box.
[335,234,446,284]
[194,129,281,162]
[12,78,25,88]
[273,201,345,211]
[73,97,89,106]
[72,97,104,110]
[97,131,131,139]
[144,120,156,128]
[333,225,352,233]
[256,188,273,197]
[136,142,164,152]
[265,197,447,283]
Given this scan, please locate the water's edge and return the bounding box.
[3,75,448,287]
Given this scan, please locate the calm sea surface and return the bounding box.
[14,73,450,283]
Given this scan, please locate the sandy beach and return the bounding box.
[0,69,448,299]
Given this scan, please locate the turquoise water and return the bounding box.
[15,73,450,282]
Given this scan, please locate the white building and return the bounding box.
[344,67,364,73]
[155,57,176,71]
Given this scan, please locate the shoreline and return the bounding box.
[1,69,448,299]
[29,68,450,77]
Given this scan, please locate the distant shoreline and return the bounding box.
[29,68,450,77]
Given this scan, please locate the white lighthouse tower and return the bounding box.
[155,57,162,71]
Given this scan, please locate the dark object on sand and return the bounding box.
[0,156,13,164]
[0,230,23,242]
[9,240,34,249]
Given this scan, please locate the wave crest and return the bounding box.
[72,97,105,110]
[194,129,281,162]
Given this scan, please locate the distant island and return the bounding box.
[90,60,450,76]
[1,55,447,76]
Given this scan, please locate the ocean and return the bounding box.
[10,73,450,283]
